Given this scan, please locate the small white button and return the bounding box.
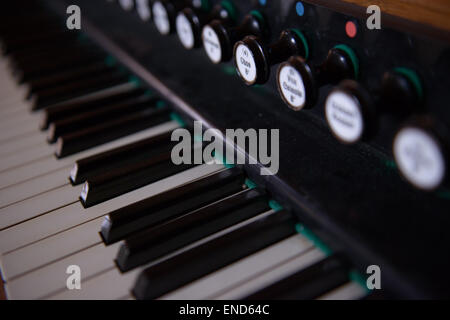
[278,65,306,110]
[119,0,134,11]
[152,1,170,35]
[202,25,222,63]
[235,43,257,84]
[176,13,195,49]
[394,127,446,190]
[325,90,364,144]
[136,0,151,21]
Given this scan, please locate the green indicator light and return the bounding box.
[244,178,257,189]
[295,223,332,256]
[394,67,424,101]
[291,28,309,60]
[221,0,237,22]
[170,112,187,127]
[268,200,283,212]
[128,75,141,86]
[349,270,370,292]
[334,44,359,80]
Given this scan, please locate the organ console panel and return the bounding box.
[0,0,449,300]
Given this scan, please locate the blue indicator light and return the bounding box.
[296,2,305,16]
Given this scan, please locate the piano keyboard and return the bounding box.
[0,1,369,300]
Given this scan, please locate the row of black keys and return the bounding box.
[0,3,354,299]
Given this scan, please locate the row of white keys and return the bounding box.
[213,248,326,299]
[2,164,226,298]
[160,234,315,300]
[0,163,224,256]
[0,139,54,173]
[0,121,181,228]
[317,282,367,300]
[0,120,179,189]
[43,209,279,300]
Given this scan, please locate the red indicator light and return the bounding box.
[345,21,357,38]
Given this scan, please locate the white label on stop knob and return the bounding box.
[394,127,445,190]
[202,26,221,63]
[136,0,151,21]
[235,44,257,84]
[119,0,134,11]
[278,65,306,110]
[152,1,170,35]
[176,13,195,49]
[325,91,364,144]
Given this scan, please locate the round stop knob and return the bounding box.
[202,10,267,64]
[393,116,448,191]
[152,0,188,35]
[276,44,359,110]
[233,29,309,86]
[176,2,236,50]
[325,80,375,144]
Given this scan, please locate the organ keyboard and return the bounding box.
[0,0,449,300]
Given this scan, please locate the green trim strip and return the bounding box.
[170,112,186,127]
[245,178,257,189]
[128,75,141,86]
[394,67,424,101]
[295,223,332,256]
[334,44,359,79]
[291,29,309,60]
[268,200,283,212]
[104,55,117,66]
[349,270,370,292]
[221,0,237,22]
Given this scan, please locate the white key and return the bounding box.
[0,141,54,172]
[0,131,47,156]
[0,163,224,254]
[5,242,121,300]
[0,121,179,189]
[47,268,140,300]
[317,282,367,300]
[0,184,83,230]
[213,248,325,299]
[1,217,105,280]
[161,234,314,300]
[0,166,69,208]
[0,123,36,144]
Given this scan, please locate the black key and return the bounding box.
[70,131,175,184]
[245,255,349,300]
[100,167,246,244]
[2,31,76,54]
[40,86,146,129]
[33,70,129,110]
[17,50,105,84]
[132,210,296,300]
[47,95,158,143]
[81,150,195,207]
[117,188,270,272]
[55,105,170,157]
[28,62,116,96]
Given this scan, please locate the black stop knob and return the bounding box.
[276,44,358,110]
[381,68,424,116]
[152,0,190,35]
[234,29,308,86]
[176,2,236,50]
[202,11,267,64]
